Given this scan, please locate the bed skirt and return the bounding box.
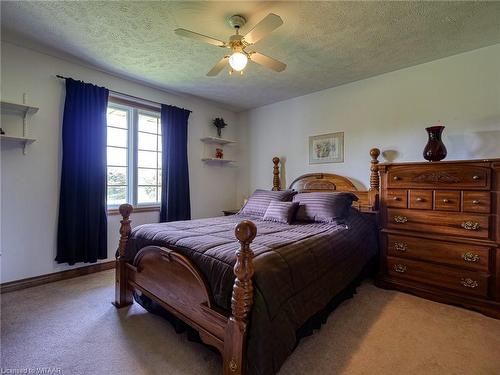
[133,257,377,371]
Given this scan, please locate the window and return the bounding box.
[106,100,162,208]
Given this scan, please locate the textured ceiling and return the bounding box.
[1,1,500,112]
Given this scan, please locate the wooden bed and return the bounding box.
[113,148,381,375]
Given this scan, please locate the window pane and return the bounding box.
[107,147,128,166]
[138,113,159,134]
[106,105,162,207]
[107,127,128,148]
[107,108,128,129]
[138,186,158,204]
[138,150,157,168]
[107,186,127,205]
[138,132,158,151]
[107,166,127,186]
[137,168,157,185]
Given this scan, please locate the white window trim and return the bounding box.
[106,102,162,210]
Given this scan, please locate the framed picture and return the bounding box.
[309,132,344,164]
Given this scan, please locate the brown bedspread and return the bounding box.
[126,208,378,375]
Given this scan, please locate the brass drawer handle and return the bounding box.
[394,264,407,273]
[442,198,450,203]
[472,175,480,180]
[416,197,423,202]
[394,242,408,252]
[472,200,480,205]
[460,278,479,289]
[394,215,408,224]
[461,221,480,231]
[392,196,401,201]
[462,252,480,263]
[393,176,401,181]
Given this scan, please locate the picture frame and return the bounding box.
[309,132,344,164]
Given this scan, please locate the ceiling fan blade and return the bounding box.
[243,13,283,45]
[207,56,229,76]
[250,52,286,72]
[174,28,226,47]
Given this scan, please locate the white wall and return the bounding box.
[240,44,500,197]
[0,42,242,283]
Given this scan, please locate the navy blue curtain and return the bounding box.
[56,78,109,265]
[159,104,191,222]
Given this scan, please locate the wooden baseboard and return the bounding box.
[0,260,115,294]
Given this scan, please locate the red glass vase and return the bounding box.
[423,125,447,162]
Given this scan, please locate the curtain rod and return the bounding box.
[56,74,164,108]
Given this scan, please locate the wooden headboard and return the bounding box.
[271,148,381,212]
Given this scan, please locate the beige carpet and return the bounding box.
[1,270,500,375]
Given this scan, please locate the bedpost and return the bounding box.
[113,203,134,308]
[369,148,380,209]
[369,148,380,191]
[223,220,257,375]
[272,156,281,191]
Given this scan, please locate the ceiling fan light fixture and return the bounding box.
[228,52,248,71]
[175,13,285,76]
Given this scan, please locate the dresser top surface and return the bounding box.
[379,158,500,166]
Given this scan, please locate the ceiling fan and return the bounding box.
[175,13,286,76]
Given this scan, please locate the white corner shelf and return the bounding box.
[202,158,236,163]
[1,135,36,154]
[1,95,38,155]
[200,136,237,145]
[1,101,39,116]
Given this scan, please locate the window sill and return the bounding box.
[107,205,160,216]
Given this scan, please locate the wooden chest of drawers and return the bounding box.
[377,159,500,319]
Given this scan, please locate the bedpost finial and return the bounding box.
[119,203,133,219]
[370,148,380,160]
[235,220,257,244]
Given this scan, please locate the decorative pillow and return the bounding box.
[239,189,296,217]
[263,201,299,224]
[293,192,358,223]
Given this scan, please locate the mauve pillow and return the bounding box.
[240,189,296,217]
[293,192,358,223]
[263,201,299,224]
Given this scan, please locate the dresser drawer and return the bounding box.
[387,256,489,297]
[386,164,491,190]
[408,190,433,210]
[463,191,491,214]
[387,208,490,239]
[434,190,461,211]
[384,189,407,208]
[387,234,490,272]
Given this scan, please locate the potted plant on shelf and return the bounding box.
[212,117,227,138]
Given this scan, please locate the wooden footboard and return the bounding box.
[113,204,257,375]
